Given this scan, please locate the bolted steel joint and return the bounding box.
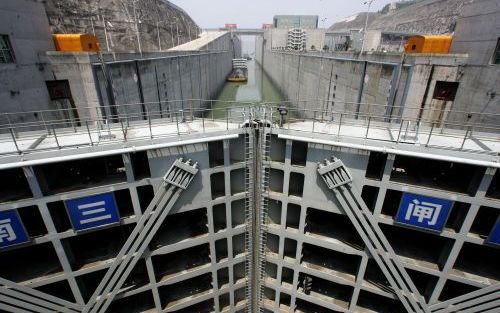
[317,156,353,189]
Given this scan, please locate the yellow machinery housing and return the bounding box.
[53,34,100,52]
[226,77,248,83]
[404,35,453,54]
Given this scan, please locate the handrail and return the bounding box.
[1,98,498,124]
[0,100,497,159]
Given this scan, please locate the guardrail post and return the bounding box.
[6,115,17,138]
[147,109,153,139]
[460,126,471,150]
[365,116,371,139]
[226,108,229,130]
[175,112,180,136]
[426,124,435,147]
[312,111,316,133]
[106,119,112,138]
[120,119,127,141]
[86,121,94,146]
[95,107,101,126]
[9,127,21,154]
[41,111,50,135]
[396,120,404,143]
[338,113,343,136]
[52,126,61,149]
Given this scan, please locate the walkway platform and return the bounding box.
[0,104,498,168]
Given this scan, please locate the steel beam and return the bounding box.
[429,283,500,313]
[0,277,82,313]
[83,158,199,313]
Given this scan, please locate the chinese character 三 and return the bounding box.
[405,199,442,226]
[0,218,17,243]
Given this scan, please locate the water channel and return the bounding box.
[211,59,284,118]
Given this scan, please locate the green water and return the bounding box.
[210,60,284,118]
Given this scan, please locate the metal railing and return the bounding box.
[267,99,500,156]
[0,100,254,156]
[0,99,498,157]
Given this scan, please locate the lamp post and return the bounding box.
[170,22,175,48]
[360,0,375,54]
[100,10,111,52]
[132,0,142,55]
[176,23,180,46]
[156,21,162,51]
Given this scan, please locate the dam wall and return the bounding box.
[256,33,498,127]
[46,33,240,121]
[257,48,466,124]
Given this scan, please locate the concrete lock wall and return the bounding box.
[258,50,413,119]
[257,44,496,126]
[448,0,500,126]
[48,33,239,121]
[94,51,232,119]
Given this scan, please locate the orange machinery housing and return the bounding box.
[53,34,100,52]
[404,35,453,54]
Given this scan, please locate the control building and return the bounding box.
[273,16,319,30]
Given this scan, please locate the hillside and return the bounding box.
[328,12,380,32]
[330,0,471,34]
[43,0,199,52]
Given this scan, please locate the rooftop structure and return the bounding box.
[273,15,319,29]
[169,31,228,51]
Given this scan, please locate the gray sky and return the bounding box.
[169,0,393,29]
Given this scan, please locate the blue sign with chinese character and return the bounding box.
[65,193,120,232]
[486,218,500,247]
[0,210,30,249]
[395,193,453,232]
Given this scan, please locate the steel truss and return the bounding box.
[1,158,198,313]
[316,156,499,313]
[84,158,198,313]
[1,150,499,313]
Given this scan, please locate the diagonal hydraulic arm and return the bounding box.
[317,157,429,313]
[83,158,199,313]
[429,283,500,313]
[0,277,83,313]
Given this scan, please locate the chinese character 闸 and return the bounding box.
[0,218,17,243]
[405,199,442,226]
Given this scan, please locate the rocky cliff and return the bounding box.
[330,0,471,35]
[43,0,199,52]
[329,12,380,32]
